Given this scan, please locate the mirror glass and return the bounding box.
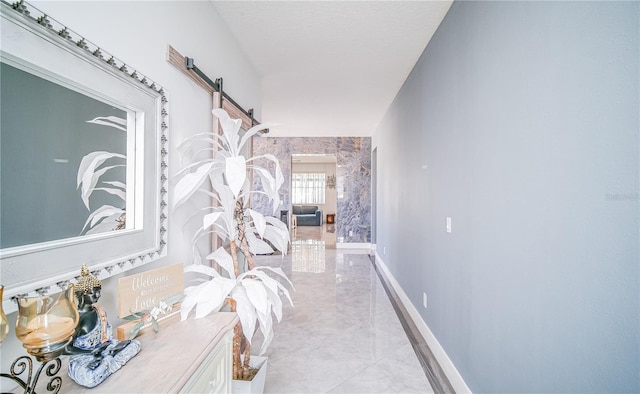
[1,60,133,248]
[0,1,168,311]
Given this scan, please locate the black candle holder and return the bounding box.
[1,356,63,394]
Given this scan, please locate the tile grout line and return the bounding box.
[368,255,455,394]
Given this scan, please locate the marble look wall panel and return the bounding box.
[252,137,371,243]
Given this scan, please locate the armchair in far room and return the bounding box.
[291,205,322,226]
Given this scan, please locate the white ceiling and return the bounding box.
[210,1,452,137]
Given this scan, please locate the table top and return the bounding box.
[55,312,238,393]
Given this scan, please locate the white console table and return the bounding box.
[58,312,238,393]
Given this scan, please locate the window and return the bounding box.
[291,173,326,204]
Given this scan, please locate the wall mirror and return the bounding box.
[0,1,168,312]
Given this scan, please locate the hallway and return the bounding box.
[253,225,433,393]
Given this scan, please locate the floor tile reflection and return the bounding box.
[291,240,326,273]
[253,226,433,394]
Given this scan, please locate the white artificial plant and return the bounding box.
[173,108,292,379]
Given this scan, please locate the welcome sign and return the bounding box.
[117,263,183,318]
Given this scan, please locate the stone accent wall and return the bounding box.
[252,137,371,243]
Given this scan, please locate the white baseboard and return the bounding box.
[374,252,472,394]
[336,242,372,250]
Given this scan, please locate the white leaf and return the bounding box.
[194,277,236,319]
[256,266,294,288]
[205,247,235,279]
[213,183,239,239]
[174,158,220,179]
[103,180,126,190]
[245,231,275,255]
[263,216,290,254]
[241,278,269,316]
[247,270,279,298]
[77,152,122,187]
[265,286,283,323]
[238,122,270,152]
[254,308,273,355]
[278,285,294,309]
[254,154,283,186]
[264,215,289,231]
[250,154,284,213]
[81,164,123,209]
[213,180,236,211]
[211,108,231,123]
[231,286,257,344]
[212,109,242,155]
[173,162,214,209]
[83,211,123,235]
[225,156,246,198]
[193,248,203,266]
[177,131,221,150]
[247,209,267,238]
[203,212,223,231]
[263,226,289,255]
[86,116,127,131]
[177,132,223,163]
[253,168,276,201]
[258,312,274,355]
[253,266,294,307]
[180,295,198,321]
[180,282,207,320]
[82,205,123,233]
[77,150,126,209]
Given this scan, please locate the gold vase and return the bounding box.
[14,285,79,361]
[0,285,9,344]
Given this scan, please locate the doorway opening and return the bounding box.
[290,154,337,246]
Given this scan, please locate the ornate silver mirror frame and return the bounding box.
[0,0,168,313]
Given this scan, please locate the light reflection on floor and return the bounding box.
[252,224,433,393]
[291,239,326,273]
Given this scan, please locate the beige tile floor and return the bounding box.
[253,224,433,394]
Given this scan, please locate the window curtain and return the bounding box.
[291,173,326,204]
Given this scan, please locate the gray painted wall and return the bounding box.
[373,2,639,393]
[252,137,371,243]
